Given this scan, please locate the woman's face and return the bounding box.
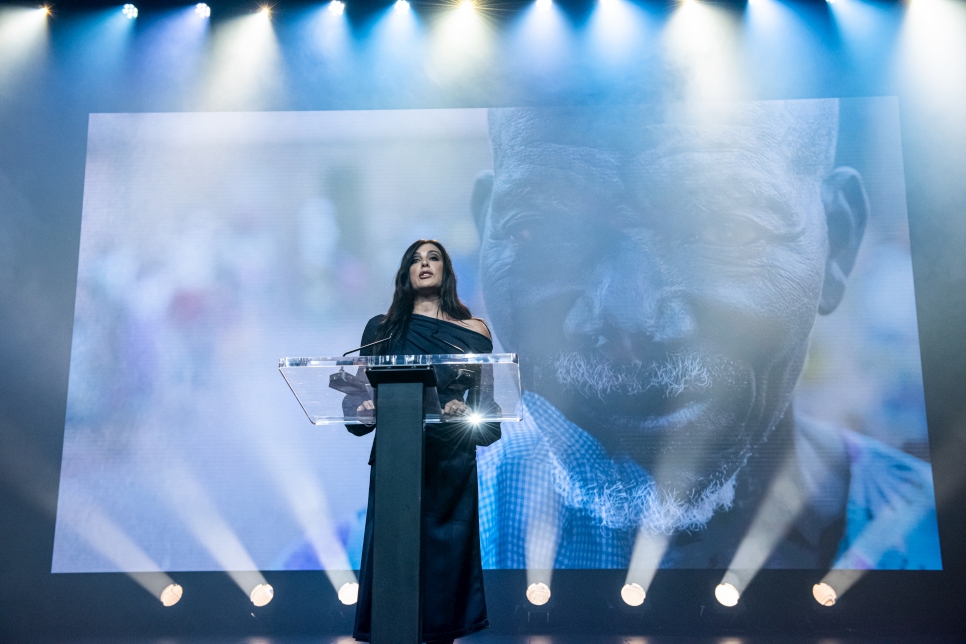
[409,243,444,292]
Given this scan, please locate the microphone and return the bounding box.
[343,334,393,357]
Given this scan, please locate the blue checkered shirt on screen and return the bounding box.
[477,391,639,569]
[476,391,943,570]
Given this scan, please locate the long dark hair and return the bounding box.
[376,239,472,351]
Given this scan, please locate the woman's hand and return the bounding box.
[442,399,470,417]
[357,399,375,417]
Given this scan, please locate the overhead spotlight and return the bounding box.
[621,582,646,607]
[536,0,552,8]
[812,582,837,607]
[329,0,345,14]
[338,582,359,605]
[394,0,410,9]
[458,0,474,12]
[250,583,274,607]
[526,582,551,606]
[714,582,740,607]
[122,3,138,19]
[40,5,51,14]
[195,3,210,17]
[159,583,183,607]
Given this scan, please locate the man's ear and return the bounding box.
[471,171,494,235]
[819,167,869,315]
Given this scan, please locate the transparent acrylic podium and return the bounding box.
[279,353,521,644]
[279,353,522,426]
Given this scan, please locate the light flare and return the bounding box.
[0,5,50,90]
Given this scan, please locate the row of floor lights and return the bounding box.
[713,581,839,607]
[523,581,840,608]
[156,581,365,607]
[156,582,277,607]
[156,578,837,609]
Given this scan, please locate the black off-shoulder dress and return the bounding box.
[347,314,501,643]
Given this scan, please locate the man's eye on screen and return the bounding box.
[502,216,574,247]
[503,218,540,245]
[694,215,766,247]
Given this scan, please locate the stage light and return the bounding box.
[329,0,345,15]
[394,0,410,9]
[468,412,483,425]
[122,3,138,19]
[195,3,210,17]
[812,582,837,606]
[458,0,474,13]
[536,0,552,8]
[715,582,740,607]
[259,5,271,17]
[160,583,183,607]
[40,5,50,15]
[250,583,274,606]
[338,582,359,605]
[526,582,551,605]
[621,582,646,606]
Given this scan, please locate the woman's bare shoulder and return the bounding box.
[463,317,491,339]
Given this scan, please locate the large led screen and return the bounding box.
[53,98,941,574]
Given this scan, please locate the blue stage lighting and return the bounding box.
[536,0,552,9]
[122,3,138,19]
[195,3,211,17]
[330,0,346,15]
[395,0,410,10]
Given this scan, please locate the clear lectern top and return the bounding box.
[279,353,522,425]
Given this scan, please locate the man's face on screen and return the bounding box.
[475,104,840,496]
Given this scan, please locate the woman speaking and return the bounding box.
[348,240,500,644]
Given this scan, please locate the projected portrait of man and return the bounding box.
[471,101,942,570]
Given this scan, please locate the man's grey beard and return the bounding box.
[550,452,738,533]
[553,350,712,398]
[547,349,738,533]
